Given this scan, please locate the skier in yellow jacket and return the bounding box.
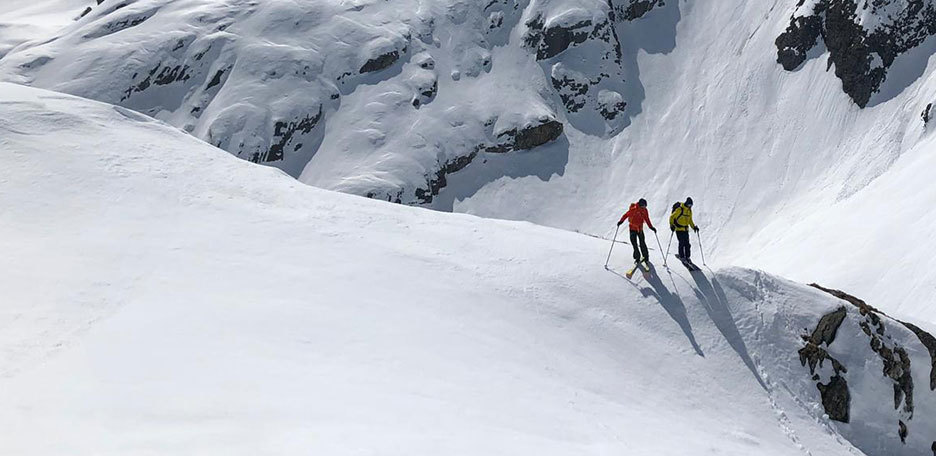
[669,197,699,261]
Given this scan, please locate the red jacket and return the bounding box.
[619,203,654,232]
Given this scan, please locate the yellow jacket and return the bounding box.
[669,203,696,232]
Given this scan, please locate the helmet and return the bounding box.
[685,197,693,207]
[638,198,647,207]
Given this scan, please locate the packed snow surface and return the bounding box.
[2,83,936,455]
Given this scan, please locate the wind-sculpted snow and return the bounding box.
[776,0,936,107]
[0,0,669,205]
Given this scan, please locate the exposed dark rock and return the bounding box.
[153,65,190,85]
[924,103,933,126]
[84,11,153,39]
[80,7,93,18]
[899,420,908,443]
[901,320,936,390]
[809,283,881,315]
[416,55,435,70]
[810,306,848,346]
[776,0,936,107]
[522,4,629,135]
[205,67,227,90]
[798,305,849,412]
[512,118,564,150]
[487,118,563,153]
[810,283,926,440]
[488,11,504,30]
[551,72,589,112]
[775,15,824,70]
[412,115,562,203]
[598,93,627,120]
[873,344,914,415]
[412,77,438,109]
[364,189,403,204]
[615,0,666,21]
[360,50,400,74]
[263,107,323,163]
[524,11,621,62]
[522,15,545,50]
[419,79,438,100]
[414,149,479,204]
[817,375,851,422]
[539,20,592,60]
[420,80,437,99]
[121,63,192,101]
[799,341,847,376]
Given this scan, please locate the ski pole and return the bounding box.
[664,231,674,264]
[653,230,667,267]
[696,230,707,266]
[605,225,620,268]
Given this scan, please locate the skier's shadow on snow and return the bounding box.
[610,265,704,357]
[689,270,768,390]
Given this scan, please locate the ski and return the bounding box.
[679,258,700,272]
[625,264,640,279]
[625,260,654,279]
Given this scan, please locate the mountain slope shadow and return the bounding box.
[607,264,704,357]
[613,0,682,131]
[429,135,569,212]
[690,270,768,390]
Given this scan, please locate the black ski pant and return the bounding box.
[676,230,691,259]
[629,230,649,262]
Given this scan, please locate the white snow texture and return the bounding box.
[2,0,936,454]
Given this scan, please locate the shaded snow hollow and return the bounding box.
[1,84,935,455]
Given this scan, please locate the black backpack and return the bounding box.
[671,202,687,228]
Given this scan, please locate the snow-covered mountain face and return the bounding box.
[2,83,936,455]
[0,0,664,199]
[3,0,936,323]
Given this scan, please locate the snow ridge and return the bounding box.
[2,83,936,455]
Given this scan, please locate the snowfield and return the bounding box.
[3,0,936,325]
[2,83,936,455]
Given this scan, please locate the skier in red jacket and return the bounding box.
[617,198,657,264]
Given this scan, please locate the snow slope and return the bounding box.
[0,0,84,59]
[3,0,936,324]
[2,83,936,455]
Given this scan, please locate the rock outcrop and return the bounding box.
[805,284,936,446]
[799,305,850,422]
[776,0,936,107]
[521,0,662,136]
[486,118,565,153]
